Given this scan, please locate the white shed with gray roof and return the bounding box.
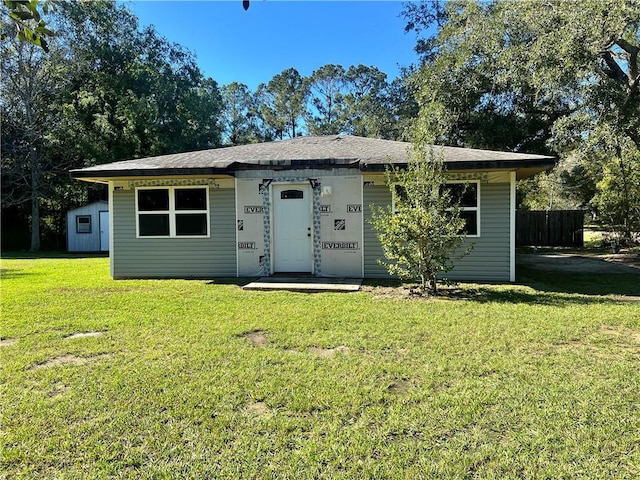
[70,135,554,281]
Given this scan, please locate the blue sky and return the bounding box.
[126,1,420,90]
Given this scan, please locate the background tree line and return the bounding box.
[221,64,415,145]
[3,0,638,252]
[402,0,640,241]
[1,0,417,251]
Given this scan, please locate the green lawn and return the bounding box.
[1,256,639,479]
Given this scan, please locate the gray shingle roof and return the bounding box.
[70,135,555,180]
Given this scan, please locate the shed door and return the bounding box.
[272,185,312,273]
[99,210,109,252]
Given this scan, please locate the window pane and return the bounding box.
[460,184,478,207]
[394,185,408,202]
[138,189,169,211]
[176,214,207,236]
[175,188,207,210]
[280,189,303,199]
[76,216,91,233]
[139,214,170,236]
[460,211,478,235]
[445,183,477,207]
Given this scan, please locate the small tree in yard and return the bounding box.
[370,145,472,295]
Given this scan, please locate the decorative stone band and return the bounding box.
[445,173,488,182]
[260,177,322,276]
[128,178,222,188]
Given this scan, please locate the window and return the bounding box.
[280,189,304,199]
[76,215,92,234]
[136,187,209,237]
[444,181,480,236]
[391,181,480,237]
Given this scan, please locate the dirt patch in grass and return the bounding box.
[0,338,18,347]
[32,354,110,370]
[48,383,68,397]
[242,330,269,347]
[388,379,411,395]
[308,345,349,357]
[599,326,640,344]
[244,401,271,417]
[361,285,431,300]
[552,327,640,357]
[64,331,104,340]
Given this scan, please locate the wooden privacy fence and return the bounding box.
[516,210,584,247]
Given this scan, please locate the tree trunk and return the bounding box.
[29,146,41,252]
[615,143,632,241]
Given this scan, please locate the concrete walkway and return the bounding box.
[242,277,362,292]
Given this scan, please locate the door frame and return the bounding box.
[99,210,109,252]
[270,182,313,274]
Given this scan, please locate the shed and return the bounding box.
[69,135,555,280]
[66,201,109,252]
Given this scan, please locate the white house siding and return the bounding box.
[235,169,363,277]
[66,201,108,252]
[363,180,511,282]
[110,184,236,278]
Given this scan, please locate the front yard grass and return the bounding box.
[1,256,639,478]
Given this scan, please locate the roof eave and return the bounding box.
[70,167,236,181]
[360,158,556,178]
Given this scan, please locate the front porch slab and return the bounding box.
[242,277,362,292]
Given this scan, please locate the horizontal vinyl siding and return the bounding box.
[363,185,392,278]
[448,182,510,281]
[112,187,236,278]
[363,182,511,281]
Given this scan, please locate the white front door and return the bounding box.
[99,210,109,252]
[272,184,312,273]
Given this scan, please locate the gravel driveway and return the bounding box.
[517,253,640,274]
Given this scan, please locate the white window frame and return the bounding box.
[135,186,210,238]
[391,180,481,237]
[446,180,480,238]
[75,215,92,234]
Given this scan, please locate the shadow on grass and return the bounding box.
[450,267,638,306]
[1,251,108,259]
[516,266,639,296]
[0,268,35,280]
[363,268,639,306]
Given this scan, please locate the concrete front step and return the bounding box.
[242,277,362,292]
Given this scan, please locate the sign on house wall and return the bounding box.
[235,172,363,277]
[235,178,266,276]
[317,175,362,277]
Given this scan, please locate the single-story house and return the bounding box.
[66,201,109,252]
[70,135,554,281]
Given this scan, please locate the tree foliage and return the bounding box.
[220,82,262,145]
[305,64,347,135]
[369,145,471,295]
[2,0,419,251]
[256,67,307,140]
[1,0,57,51]
[1,0,223,250]
[404,0,640,239]
[342,65,396,138]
